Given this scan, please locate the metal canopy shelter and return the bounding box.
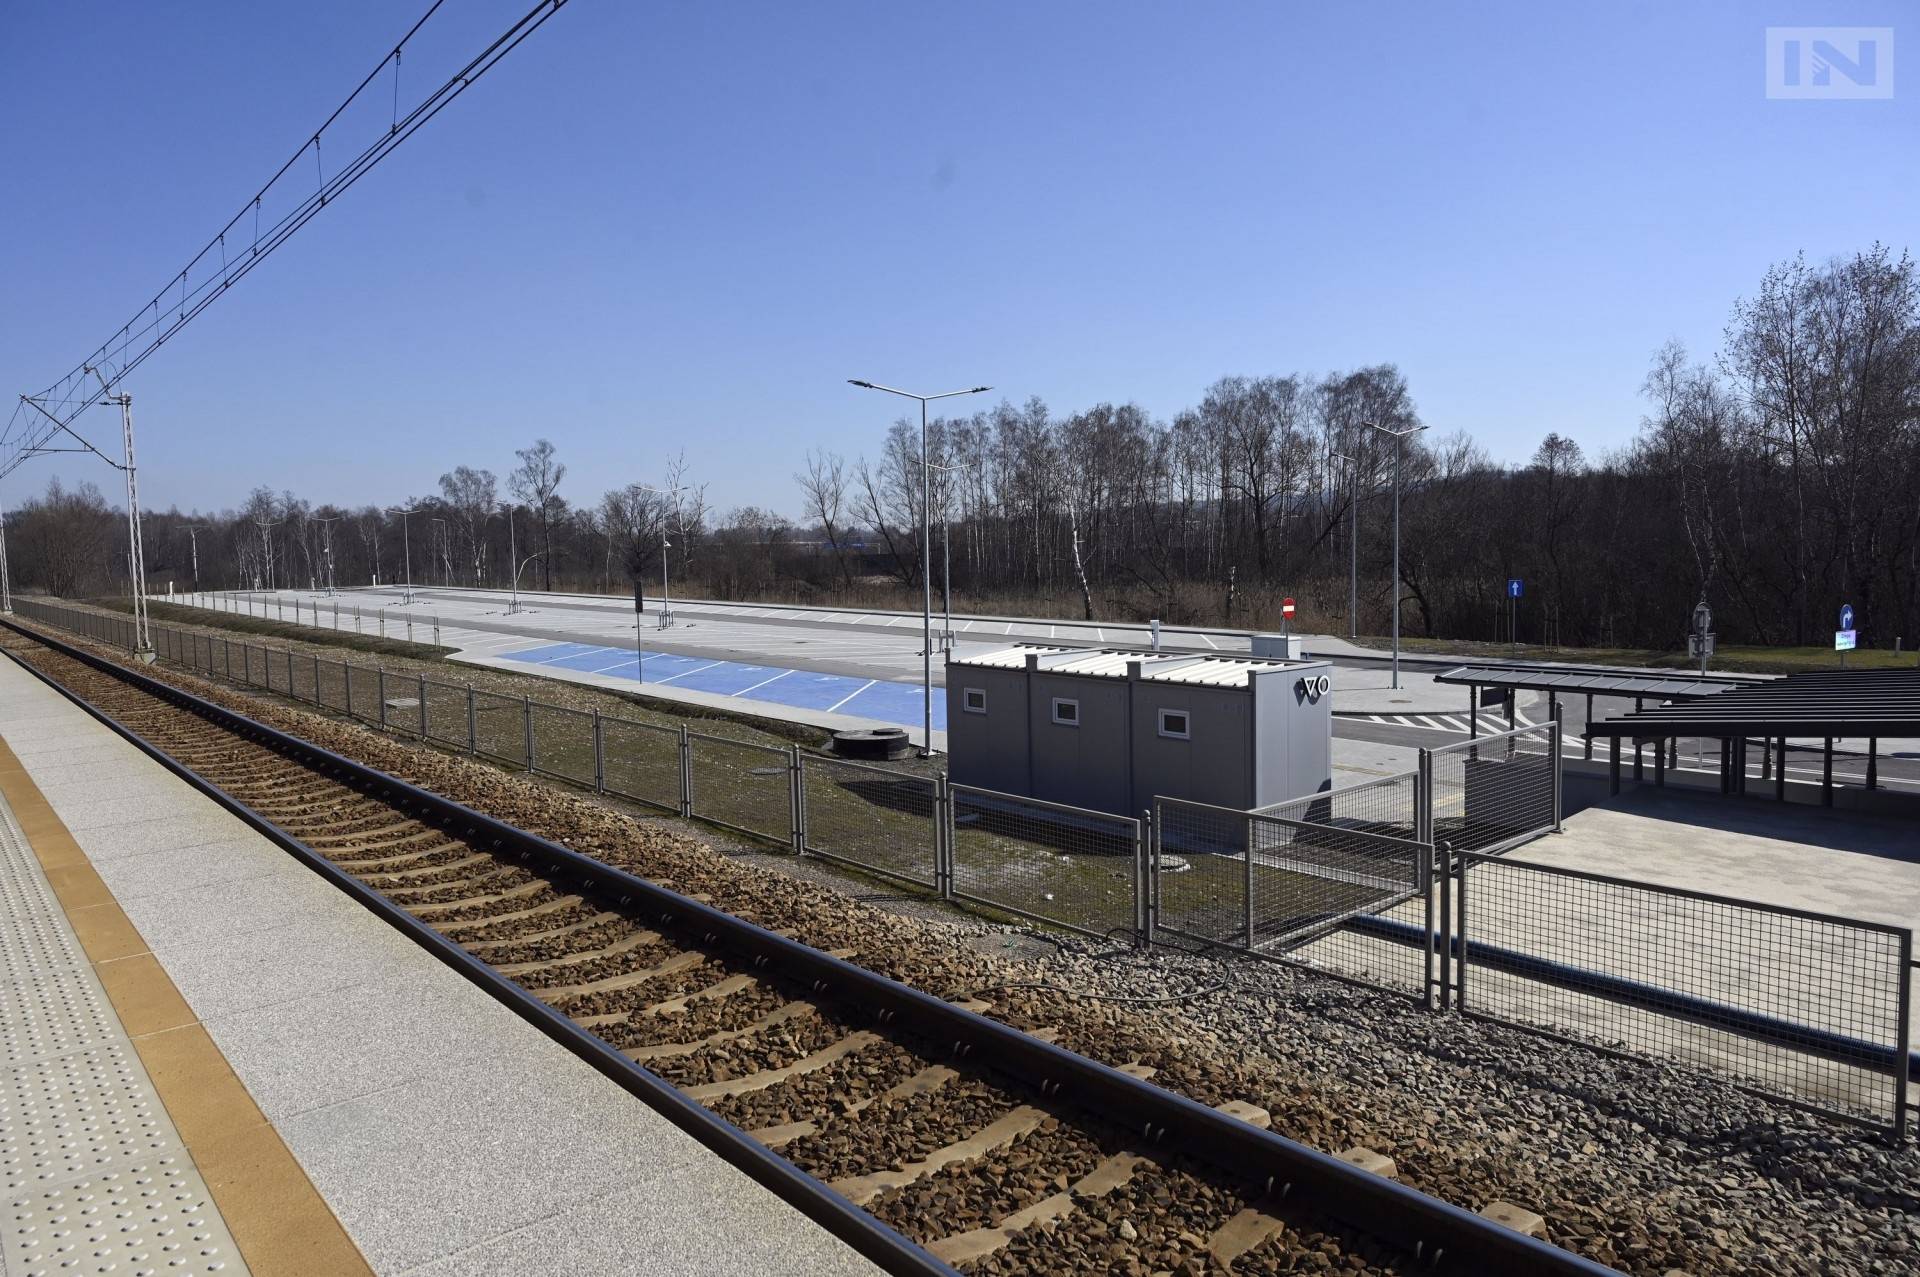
[1584,669,1920,805]
[1432,665,1757,759]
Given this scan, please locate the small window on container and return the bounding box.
[1158,709,1191,740]
[1051,697,1080,726]
[962,687,987,714]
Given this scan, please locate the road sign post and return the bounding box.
[1281,596,1295,637]
[1691,598,1713,676]
[1506,579,1522,658]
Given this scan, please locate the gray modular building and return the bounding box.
[944,645,1334,817]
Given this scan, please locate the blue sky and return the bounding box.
[1,1,1910,517]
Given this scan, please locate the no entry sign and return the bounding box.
[1282,597,1296,617]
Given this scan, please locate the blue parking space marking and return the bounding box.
[497,643,943,732]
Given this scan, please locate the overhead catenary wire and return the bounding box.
[2,0,576,480]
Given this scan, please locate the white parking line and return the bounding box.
[736,669,794,696]
[826,680,877,713]
[650,660,723,686]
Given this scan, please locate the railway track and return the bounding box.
[0,620,1615,1277]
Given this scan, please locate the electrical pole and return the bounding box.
[0,489,12,614]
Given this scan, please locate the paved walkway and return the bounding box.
[0,653,881,1276]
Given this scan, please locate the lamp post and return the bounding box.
[386,504,418,604]
[1331,452,1358,640]
[313,516,343,596]
[849,380,992,756]
[1360,420,1427,689]
[176,523,205,597]
[638,483,686,628]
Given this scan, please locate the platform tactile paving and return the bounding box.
[0,795,247,1277]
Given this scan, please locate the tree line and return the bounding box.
[5,246,1916,652]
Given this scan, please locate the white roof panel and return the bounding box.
[952,644,1311,688]
[948,644,1071,669]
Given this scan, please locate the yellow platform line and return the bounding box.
[0,731,373,1277]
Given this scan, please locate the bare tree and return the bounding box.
[510,439,566,591]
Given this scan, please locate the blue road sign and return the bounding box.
[1507,579,1523,599]
[1840,603,1855,631]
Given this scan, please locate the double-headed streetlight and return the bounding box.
[1360,420,1427,689]
[1331,452,1358,640]
[849,380,991,756]
[386,504,419,604]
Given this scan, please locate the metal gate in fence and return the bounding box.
[947,784,1141,940]
[797,754,941,890]
[1153,794,1434,999]
[1429,721,1561,853]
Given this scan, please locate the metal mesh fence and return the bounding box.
[315,659,349,714]
[949,785,1140,939]
[422,680,471,750]
[1429,723,1558,853]
[288,650,317,704]
[471,690,529,768]
[530,702,596,787]
[600,717,682,813]
[1454,853,1911,1137]
[344,664,382,725]
[1254,771,1418,842]
[687,732,793,845]
[798,755,939,889]
[1154,796,1428,964]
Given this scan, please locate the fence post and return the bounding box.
[313,654,321,704]
[1896,928,1913,1144]
[593,711,605,793]
[378,669,389,730]
[678,726,692,818]
[418,675,428,739]
[1242,813,1255,951]
[788,745,803,854]
[1147,804,1161,945]
[933,774,952,898]
[1550,709,1564,833]
[1134,812,1150,948]
[1438,842,1453,1010]
[1415,748,1434,847]
[466,685,477,753]
[1455,849,1470,1012]
[522,695,534,772]
[1422,842,1436,1010]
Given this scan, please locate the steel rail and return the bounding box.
[0,618,1619,1276]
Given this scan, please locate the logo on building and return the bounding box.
[1766,28,1894,99]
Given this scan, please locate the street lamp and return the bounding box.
[638,483,686,628]
[313,516,344,596]
[1360,420,1428,689]
[1331,452,1358,641]
[849,379,992,756]
[495,502,544,616]
[386,504,418,604]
